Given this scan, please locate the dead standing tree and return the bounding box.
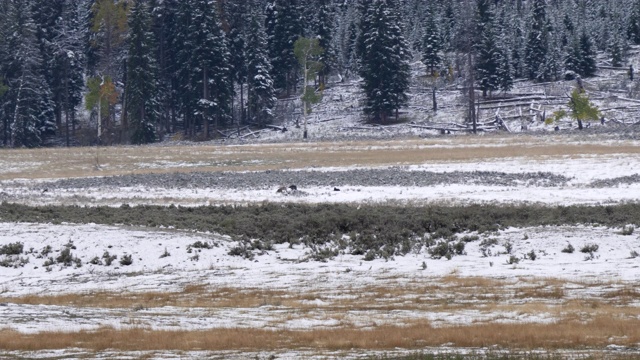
[459,0,477,133]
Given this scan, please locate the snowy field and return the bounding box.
[1,134,640,358]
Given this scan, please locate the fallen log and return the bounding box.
[240,129,262,139]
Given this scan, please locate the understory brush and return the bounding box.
[2,202,640,262]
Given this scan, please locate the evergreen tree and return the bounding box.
[476,27,512,96]
[149,0,180,135]
[266,0,303,95]
[564,31,597,78]
[560,13,574,47]
[441,0,457,51]
[246,11,276,128]
[173,0,196,136]
[54,0,86,146]
[578,31,597,77]
[421,8,443,76]
[0,0,11,146]
[31,0,65,129]
[510,20,526,79]
[496,46,513,93]
[342,18,359,78]
[126,0,158,144]
[564,35,582,77]
[4,0,55,147]
[221,1,249,125]
[540,32,562,81]
[358,0,411,123]
[188,0,233,138]
[609,34,624,68]
[629,0,640,44]
[475,2,498,96]
[312,0,336,88]
[525,0,550,81]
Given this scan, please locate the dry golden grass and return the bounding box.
[0,286,294,309]
[2,276,637,314]
[2,317,640,351]
[3,276,640,352]
[1,136,639,180]
[514,285,565,300]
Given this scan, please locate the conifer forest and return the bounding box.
[0,0,638,148]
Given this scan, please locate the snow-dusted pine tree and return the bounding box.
[187,0,233,138]
[126,0,158,144]
[266,0,303,95]
[54,0,86,146]
[148,0,180,135]
[421,8,443,76]
[4,0,55,147]
[358,0,411,123]
[225,1,251,126]
[173,0,196,136]
[246,11,276,128]
[312,0,336,88]
[525,0,550,81]
[629,0,640,44]
[579,32,597,77]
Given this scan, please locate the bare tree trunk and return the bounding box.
[432,86,437,112]
[121,59,128,131]
[203,68,209,139]
[240,82,245,125]
[64,57,70,147]
[466,51,477,134]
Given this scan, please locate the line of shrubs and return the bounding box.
[0,202,638,261]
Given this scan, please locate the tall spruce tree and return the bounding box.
[564,31,597,78]
[579,31,597,77]
[312,0,335,88]
[266,0,303,95]
[475,1,501,96]
[525,0,550,81]
[421,8,443,76]
[149,0,180,135]
[358,0,411,123]
[220,0,249,125]
[629,0,640,44]
[476,25,510,97]
[54,0,86,146]
[32,0,65,129]
[188,0,233,138]
[126,0,158,144]
[173,0,196,136]
[0,0,12,146]
[246,11,276,128]
[4,0,55,147]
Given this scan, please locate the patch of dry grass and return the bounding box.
[0,286,295,309]
[2,317,640,351]
[1,137,639,180]
[2,276,637,314]
[3,276,640,353]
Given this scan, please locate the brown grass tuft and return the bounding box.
[2,317,640,352]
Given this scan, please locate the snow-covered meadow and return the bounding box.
[1,133,640,358]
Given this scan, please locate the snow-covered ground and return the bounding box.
[2,149,639,206]
[1,221,639,329]
[1,155,639,354]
